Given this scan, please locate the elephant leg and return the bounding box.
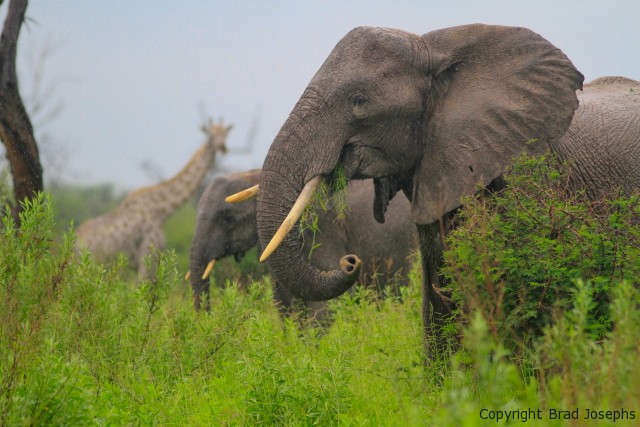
[271,279,296,319]
[417,222,454,361]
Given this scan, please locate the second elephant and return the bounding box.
[552,76,640,198]
[189,169,417,317]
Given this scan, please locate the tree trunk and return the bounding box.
[0,0,43,223]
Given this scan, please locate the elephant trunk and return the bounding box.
[256,112,361,301]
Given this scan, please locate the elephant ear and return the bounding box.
[411,24,583,224]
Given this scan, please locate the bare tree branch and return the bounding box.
[0,0,43,222]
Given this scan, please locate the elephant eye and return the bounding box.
[351,93,370,120]
[351,94,368,107]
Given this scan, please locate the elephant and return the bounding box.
[551,76,640,199]
[247,24,584,359]
[188,169,417,319]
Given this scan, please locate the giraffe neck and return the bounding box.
[123,143,217,223]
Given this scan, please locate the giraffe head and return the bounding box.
[200,118,233,155]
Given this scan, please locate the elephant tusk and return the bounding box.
[184,271,190,281]
[202,259,217,279]
[225,184,259,203]
[260,176,322,262]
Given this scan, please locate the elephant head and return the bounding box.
[255,24,584,302]
[189,169,260,310]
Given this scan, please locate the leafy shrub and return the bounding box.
[430,279,640,426]
[443,154,640,346]
[0,194,95,425]
[0,170,13,213]
[536,279,640,410]
[3,190,639,426]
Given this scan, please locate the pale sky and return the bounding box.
[2,0,639,190]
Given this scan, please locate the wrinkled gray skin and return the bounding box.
[190,170,261,312]
[552,76,640,198]
[189,169,416,316]
[255,24,584,358]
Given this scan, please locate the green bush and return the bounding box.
[2,191,639,426]
[0,170,13,213]
[443,154,640,346]
[0,194,95,425]
[430,279,640,426]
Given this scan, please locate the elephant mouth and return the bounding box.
[373,177,400,223]
[338,142,404,224]
[340,141,370,180]
[340,140,398,181]
[256,167,401,259]
[196,251,246,282]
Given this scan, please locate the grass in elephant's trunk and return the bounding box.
[256,166,363,301]
[298,165,350,261]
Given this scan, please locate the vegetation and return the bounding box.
[47,182,124,233]
[300,164,351,259]
[46,182,197,276]
[443,155,640,346]
[1,155,639,425]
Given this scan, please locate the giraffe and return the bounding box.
[76,119,233,275]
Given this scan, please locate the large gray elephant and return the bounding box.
[250,24,584,358]
[189,169,417,316]
[552,76,640,198]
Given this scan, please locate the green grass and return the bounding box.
[2,163,640,425]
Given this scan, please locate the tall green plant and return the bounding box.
[0,194,94,426]
[443,154,640,346]
[3,188,639,426]
[430,280,640,426]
